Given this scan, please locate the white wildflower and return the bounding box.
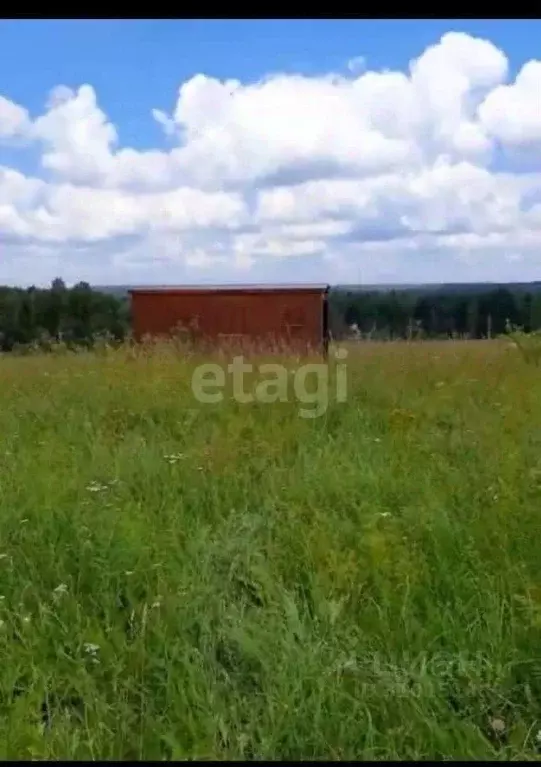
[86,481,108,493]
[53,583,68,599]
[490,717,506,734]
[83,642,100,664]
[164,453,185,464]
[379,512,392,518]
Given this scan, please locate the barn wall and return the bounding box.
[130,289,326,350]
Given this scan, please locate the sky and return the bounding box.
[1,19,541,287]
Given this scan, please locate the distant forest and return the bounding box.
[329,284,541,340]
[0,279,130,352]
[0,279,540,352]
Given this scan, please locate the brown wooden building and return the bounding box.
[129,284,330,353]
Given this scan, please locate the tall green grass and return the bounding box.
[0,338,541,759]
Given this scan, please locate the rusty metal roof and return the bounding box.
[129,283,329,294]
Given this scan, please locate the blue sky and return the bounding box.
[1,19,541,286]
[1,19,536,148]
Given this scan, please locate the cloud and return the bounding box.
[0,95,30,140]
[2,29,541,285]
[477,59,541,147]
[347,56,366,74]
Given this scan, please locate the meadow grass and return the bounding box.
[1,338,541,759]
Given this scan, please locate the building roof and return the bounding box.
[129,283,329,295]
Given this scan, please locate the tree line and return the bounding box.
[0,279,539,352]
[329,285,541,340]
[0,279,130,352]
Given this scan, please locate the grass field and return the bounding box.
[1,338,541,760]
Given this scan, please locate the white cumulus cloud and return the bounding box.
[0,95,30,140]
[2,30,541,286]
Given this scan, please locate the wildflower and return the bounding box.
[164,453,185,464]
[83,642,100,663]
[86,481,108,493]
[151,596,163,609]
[53,583,68,599]
[489,717,506,735]
[125,570,134,577]
[83,642,100,654]
[379,512,392,518]
[22,615,30,624]
[20,518,28,524]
